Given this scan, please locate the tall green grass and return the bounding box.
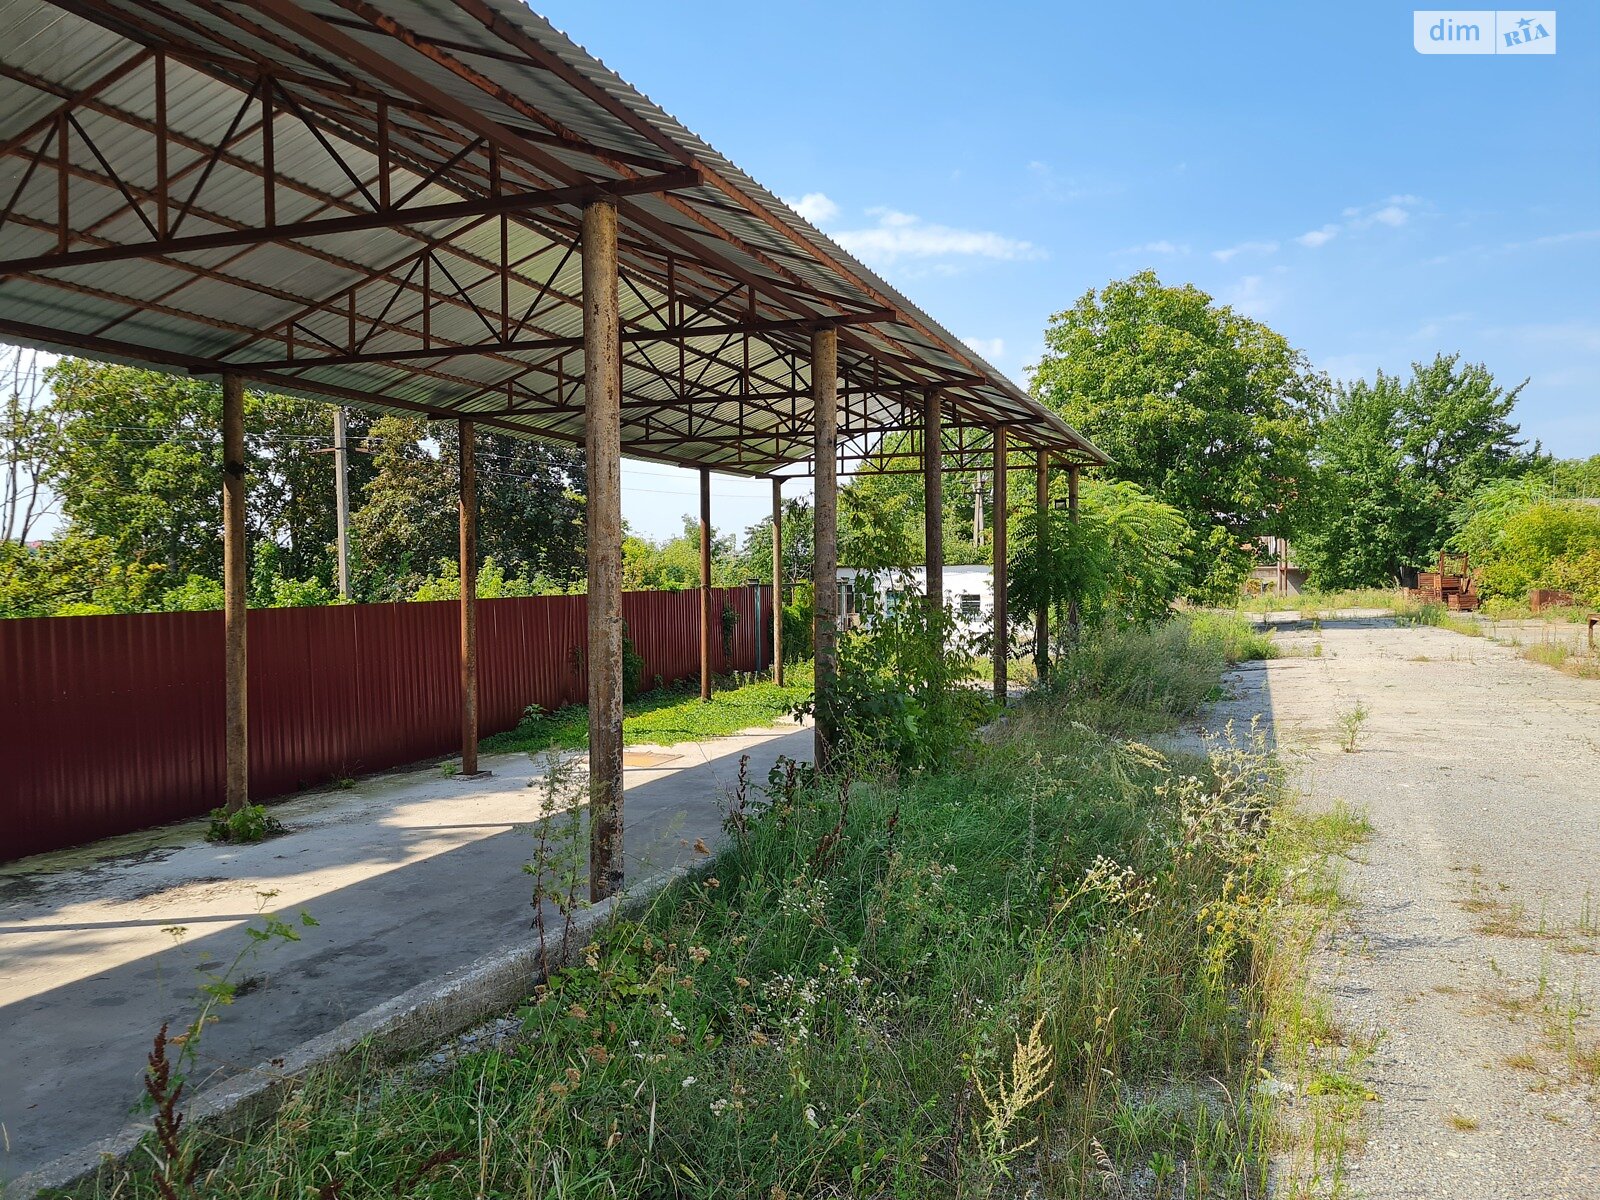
[1230,587,1408,615]
[97,617,1354,1200]
[480,666,814,756]
[1050,612,1274,734]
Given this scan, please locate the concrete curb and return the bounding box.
[8,866,690,1199]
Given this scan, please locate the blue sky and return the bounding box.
[529,1,1600,541]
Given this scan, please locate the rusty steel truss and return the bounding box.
[0,0,1105,477]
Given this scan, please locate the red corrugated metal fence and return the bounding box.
[1,586,770,861]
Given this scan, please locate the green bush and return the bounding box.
[780,582,814,664]
[159,574,226,612]
[206,803,284,844]
[1476,501,1600,601]
[799,587,990,776]
[1009,479,1191,638]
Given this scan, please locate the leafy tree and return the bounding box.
[841,476,924,571]
[618,515,748,591]
[1451,475,1554,563]
[351,415,585,600]
[0,531,164,617]
[1009,479,1189,640]
[2,346,60,545]
[1549,455,1600,498]
[1292,374,1440,588]
[1030,271,1324,600]
[1294,355,1534,587]
[409,555,576,600]
[43,360,371,586]
[249,540,336,608]
[731,496,814,588]
[838,434,996,569]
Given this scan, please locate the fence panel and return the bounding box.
[1,587,767,862]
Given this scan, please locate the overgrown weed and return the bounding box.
[99,615,1352,1200]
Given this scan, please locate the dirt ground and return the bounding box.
[1202,614,1600,1198]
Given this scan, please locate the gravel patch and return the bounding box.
[1197,616,1600,1197]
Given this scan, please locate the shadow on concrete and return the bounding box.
[0,726,810,1181]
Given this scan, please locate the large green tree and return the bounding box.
[44,359,371,587]
[1293,355,1533,587]
[350,414,586,599]
[731,496,814,586]
[1030,271,1324,600]
[838,434,993,570]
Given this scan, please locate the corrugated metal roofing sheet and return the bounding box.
[0,0,1106,474]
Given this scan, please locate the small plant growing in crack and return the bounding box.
[141,893,315,1197]
[524,750,588,974]
[1335,701,1370,753]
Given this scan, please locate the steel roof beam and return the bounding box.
[0,169,700,278]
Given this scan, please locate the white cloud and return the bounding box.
[1226,195,1426,259]
[833,208,1043,266]
[1296,224,1340,248]
[786,192,840,225]
[962,336,1006,360]
[1120,240,1188,255]
[1511,228,1600,251]
[1343,195,1422,230]
[1221,274,1277,318]
[1212,240,1278,263]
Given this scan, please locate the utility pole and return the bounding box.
[333,407,351,600]
[972,472,986,545]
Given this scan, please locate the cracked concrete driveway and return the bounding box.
[1196,613,1600,1198]
[0,719,809,1184]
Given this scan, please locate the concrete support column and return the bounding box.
[811,324,839,768]
[1067,464,1081,640]
[1035,451,1049,682]
[699,466,713,701]
[771,477,784,687]
[458,419,482,777]
[991,429,1008,703]
[583,197,624,902]
[923,389,943,609]
[222,373,248,813]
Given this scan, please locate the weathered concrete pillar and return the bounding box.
[583,197,624,902]
[811,324,839,767]
[771,477,784,687]
[222,373,248,813]
[1035,451,1050,682]
[991,428,1008,704]
[458,419,482,777]
[699,466,713,701]
[923,389,943,609]
[1067,464,1081,641]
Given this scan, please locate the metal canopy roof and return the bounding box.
[0,0,1107,476]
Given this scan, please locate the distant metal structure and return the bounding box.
[1414,552,1479,611]
[0,0,1106,894]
